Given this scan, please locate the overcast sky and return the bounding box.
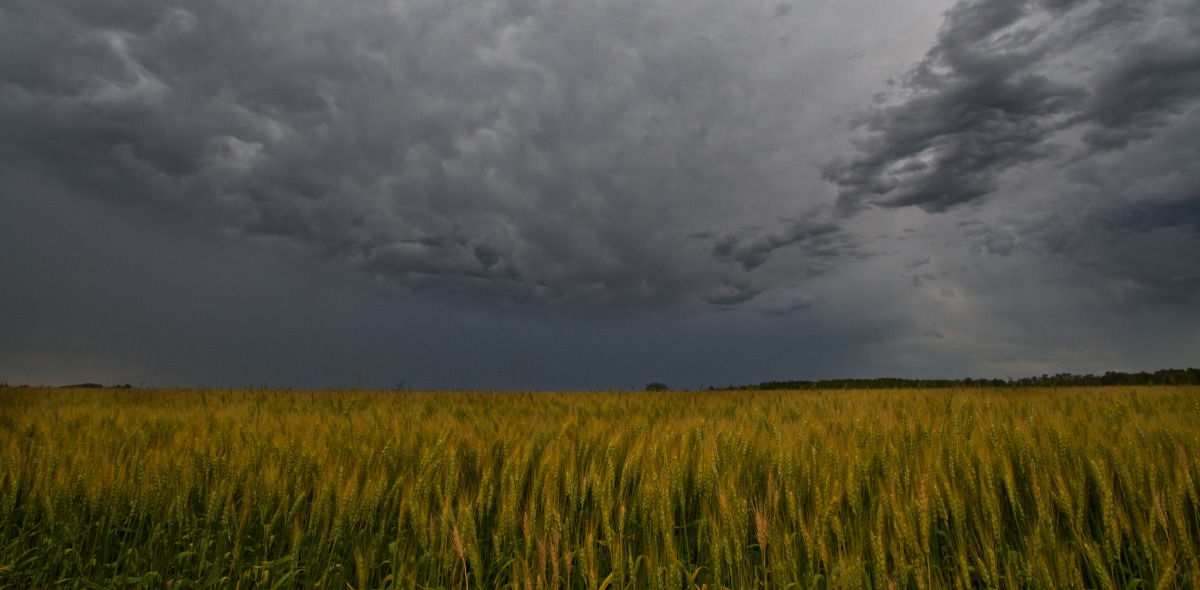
[2,0,1198,389]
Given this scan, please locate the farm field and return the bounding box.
[2,387,1198,589]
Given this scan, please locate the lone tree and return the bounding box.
[644,382,670,392]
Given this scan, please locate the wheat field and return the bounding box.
[1,386,1198,589]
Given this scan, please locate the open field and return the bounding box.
[2,387,1199,589]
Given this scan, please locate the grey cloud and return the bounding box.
[704,216,852,271]
[1083,38,1200,151]
[1097,195,1200,234]
[5,0,1199,389]
[759,295,815,316]
[1165,273,1200,288]
[0,0,821,310]
[823,0,1200,215]
[701,282,763,306]
[908,273,937,287]
[1021,214,1086,256]
[1040,0,1087,11]
[962,222,1020,257]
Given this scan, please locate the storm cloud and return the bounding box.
[2,0,1198,388]
[702,214,857,271]
[824,0,1200,214]
[1,0,860,310]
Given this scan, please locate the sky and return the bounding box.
[2,0,1198,390]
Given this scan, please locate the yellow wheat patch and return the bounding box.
[0,386,1197,588]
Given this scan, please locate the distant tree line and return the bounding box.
[0,382,134,389]
[714,368,1200,390]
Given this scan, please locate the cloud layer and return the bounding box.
[824,0,1200,214]
[3,0,880,310]
[3,0,1199,387]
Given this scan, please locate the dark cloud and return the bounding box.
[701,282,763,306]
[701,215,856,271]
[3,0,1199,388]
[824,0,1200,214]
[1098,194,1200,234]
[1,161,873,390]
[0,0,832,310]
[960,221,1020,257]
[1083,39,1200,151]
